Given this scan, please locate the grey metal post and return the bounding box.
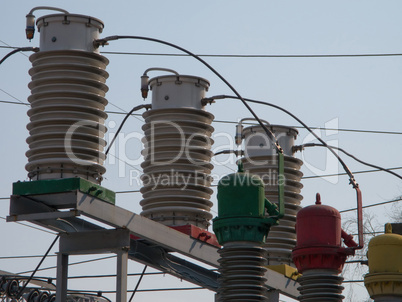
[116,249,128,302]
[56,253,68,302]
[267,290,280,302]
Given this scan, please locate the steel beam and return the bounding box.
[9,191,300,299]
[7,209,80,222]
[76,192,219,267]
[129,240,218,291]
[59,229,130,255]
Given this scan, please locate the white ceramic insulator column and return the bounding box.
[25,14,109,184]
[140,75,214,229]
[241,125,303,266]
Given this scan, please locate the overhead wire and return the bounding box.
[339,197,402,214]
[4,44,402,58]
[100,50,402,58]
[15,234,59,299]
[105,104,151,156]
[128,265,147,302]
[95,35,284,155]
[300,143,402,181]
[17,255,116,275]
[302,167,402,179]
[0,216,57,235]
[0,47,39,65]
[1,99,401,136]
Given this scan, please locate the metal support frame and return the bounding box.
[57,229,130,302]
[8,191,300,300]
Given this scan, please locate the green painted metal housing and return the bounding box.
[13,178,115,205]
[213,164,279,245]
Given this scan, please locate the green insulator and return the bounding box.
[213,163,279,245]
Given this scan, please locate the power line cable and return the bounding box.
[302,167,402,180]
[105,104,151,156]
[100,50,402,58]
[4,44,402,58]
[128,265,147,302]
[0,216,57,235]
[301,143,402,181]
[17,255,116,275]
[68,287,204,294]
[339,197,402,214]
[0,89,29,106]
[0,47,39,65]
[1,99,401,136]
[95,35,284,156]
[1,167,401,200]
[205,94,365,247]
[15,234,59,299]
[0,255,57,260]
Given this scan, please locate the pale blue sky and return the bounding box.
[1,1,401,301]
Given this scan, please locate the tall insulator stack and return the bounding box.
[140,75,214,229]
[240,125,303,265]
[364,223,402,302]
[25,14,109,184]
[292,194,357,302]
[213,164,280,301]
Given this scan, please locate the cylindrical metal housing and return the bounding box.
[140,75,214,229]
[25,14,109,183]
[364,224,402,301]
[241,125,303,265]
[295,200,342,248]
[36,14,104,53]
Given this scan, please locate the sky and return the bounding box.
[1,1,401,301]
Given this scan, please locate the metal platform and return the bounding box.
[8,178,299,301]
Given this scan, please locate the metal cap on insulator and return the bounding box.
[36,14,104,53]
[148,75,210,110]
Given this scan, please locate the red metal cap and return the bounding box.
[292,193,350,273]
[295,193,341,248]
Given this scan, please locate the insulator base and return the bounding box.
[297,269,344,302]
[217,243,268,302]
[364,272,402,301]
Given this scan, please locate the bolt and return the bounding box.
[164,95,169,100]
[52,37,57,42]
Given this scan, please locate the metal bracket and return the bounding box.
[7,209,80,222]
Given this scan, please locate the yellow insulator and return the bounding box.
[364,223,402,300]
[367,223,402,273]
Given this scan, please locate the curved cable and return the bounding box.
[15,235,59,299]
[94,35,284,154]
[105,104,151,156]
[205,94,364,248]
[0,47,39,65]
[301,143,402,181]
[128,265,147,302]
[205,95,358,187]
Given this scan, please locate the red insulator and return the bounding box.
[292,193,354,274]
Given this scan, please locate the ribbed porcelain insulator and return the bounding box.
[241,125,303,265]
[217,243,268,302]
[25,50,109,183]
[140,108,214,228]
[297,269,345,302]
